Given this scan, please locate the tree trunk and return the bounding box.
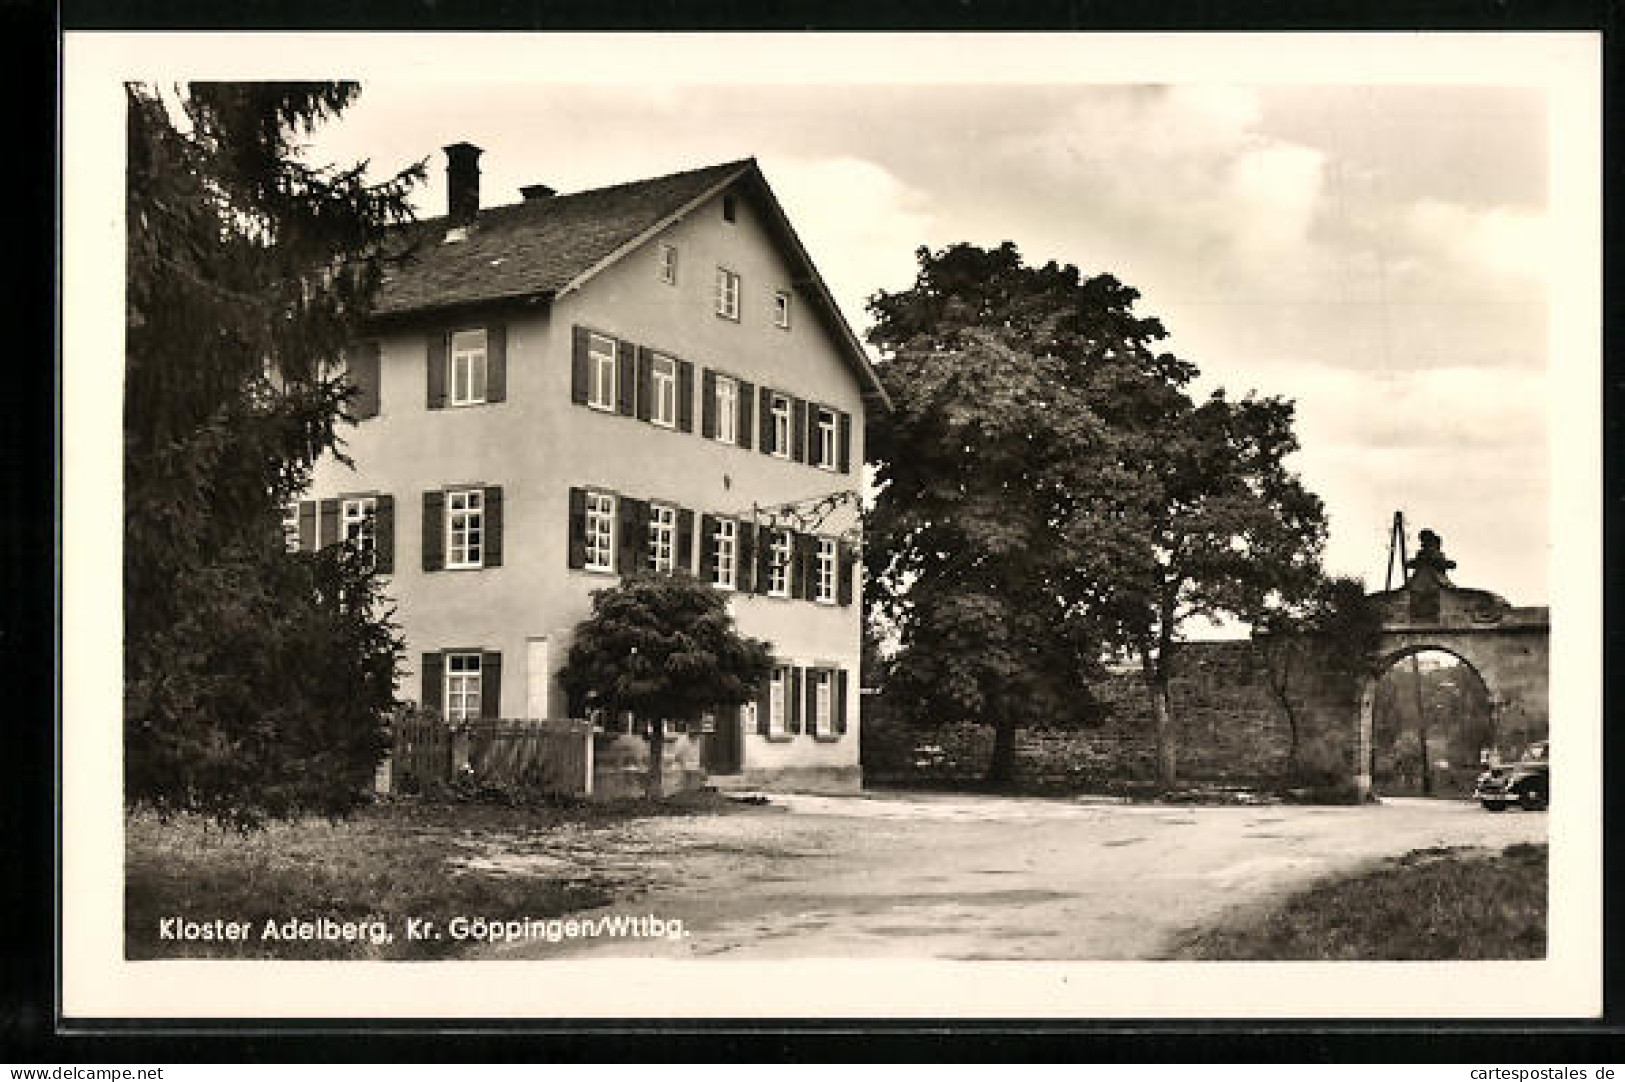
[985,716,1018,788]
[645,717,666,800]
[1149,675,1178,787]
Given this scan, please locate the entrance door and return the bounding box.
[704,705,743,774]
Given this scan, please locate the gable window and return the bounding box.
[716,267,741,321]
[770,394,791,459]
[713,518,737,590]
[446,489,484,569]
[768,667,787,736]
[585,490,617,572]
[773,290,791,329]
[342,496,376,559]
[658,243,678,285]
[723,194,737,222]
[587,333,617,411]
[650,354,678,428]
[445,652,483,722]
[815,537,837,604]
[768,530,793,597]
[714,375,738,444]
[450,329,488,406]
[815,407,838,470]
[648,503,677,574]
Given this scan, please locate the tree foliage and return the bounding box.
[124,82,422,826]
[558,573,774,797]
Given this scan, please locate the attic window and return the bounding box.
[722,195,737,223]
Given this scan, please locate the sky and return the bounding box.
[306,76,1553,609]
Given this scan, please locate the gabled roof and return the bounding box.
[372,157,891,412]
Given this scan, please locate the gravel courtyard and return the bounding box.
[483,790,1547,961]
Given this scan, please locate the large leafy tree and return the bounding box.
[124,82,422,826]
[558,573,774,798]
[865,242,1194,784]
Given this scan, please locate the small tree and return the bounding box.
[558,573,774,798]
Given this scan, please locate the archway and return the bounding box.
[1365,647,1494,797]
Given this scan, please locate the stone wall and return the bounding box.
[864,640,1358,790]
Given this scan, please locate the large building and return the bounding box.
[295,145,889,792]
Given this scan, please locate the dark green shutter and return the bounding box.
[677,360,695,433]
[616,341,635,415]
[755,527,774,594]
[375,494,395,574]
[427,332,448,409]
[756,674,772,736]
[483,486,503,567]
[737,520,756,593]
[422,491,444,571]
[567,487,587,569]
[789,531,805,598]
[791,398,807,462]
[699,514,717,583]
[701,369,717,438]
[788,667,803,734]
[617,497,647,574]
[480,651,502,719]
[738,380,754,450]
[835,669,849,735]
[297,500,316,552]
[319,499,339,550]
[837,411,851,473]
[837,543,854,606]
[635,346,652,422]
[571,326,590,405]
[677,508,694,574]
[352,341,381,419]
[759,387,774,454]
[421,652,444,713]
[486,324,507,403]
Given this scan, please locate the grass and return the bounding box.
[126,791,734,961]
[1167,842,1548,960]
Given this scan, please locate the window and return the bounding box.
[648,503,677,574]
[815,537,837,604]
[445,653,482,722]
[774,290,791,329]
[714,375,737,444]
[713,518,737,590]
[650,354,677,428]
[768,530,792,597]
[658,243,678,285]
[768,667,787,736]
[814,669,833,735]
[770,394,791,459]
[281,504,300,553]
[342,496,376,559]
[446,490,484,568]
[587,333,617,411]
[585,491,616,572]
[715,267,740,321]
[449,329,488,406]
[815,407,838,470]
[722,194,737,222]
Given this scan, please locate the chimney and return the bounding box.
[520,183,556,202]
[444,142,483,224]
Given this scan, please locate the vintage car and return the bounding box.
[1473,739,1549,812]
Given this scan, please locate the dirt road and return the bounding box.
[484,791,1546,961]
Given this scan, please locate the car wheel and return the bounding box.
[1519,786,1548,812]
[1481,800,1506,812]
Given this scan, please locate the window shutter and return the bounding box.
[677,508,694,574]
[791,398,807,462]
[758,387,774,454]
[755,675,772,736]
[789,531,806,598]
[788,667,803,734]
[737,520,756,593]
[837,542,854,606]
[807,403,824,466]
[835,669,849,734]
[486,324,507,403]
[570,326,590,405]
[616,341,635,416]
[375,494,395,574]
[421,652,444,713]
[738,379,754,450]
[701,369,717,438]
[617,497,647,574]
[698,514,717,583]
[483,486,503,567]
[837,410,851,473]
[755,526,774,595]
[319,499,340,550]
[422,491,445,571]
[351,341,381,419]
[567,487,587,569]
[635,345,652,422]
[427,332,448,409]
[297,500,316,552]
[677,360,695,432]
[480,651,502,719]
[807,670,822,737]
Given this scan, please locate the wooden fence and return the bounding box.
[388,712,594,797]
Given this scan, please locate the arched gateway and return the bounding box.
[1354,529,1549,800]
